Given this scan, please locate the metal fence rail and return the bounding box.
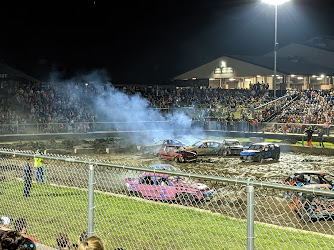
[0,149,333,249]
[0,120,332,138]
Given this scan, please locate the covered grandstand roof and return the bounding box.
[174,37,334,80]
[173,56,276,80]
[230,55,334,76]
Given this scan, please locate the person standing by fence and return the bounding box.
[34,150,45,183]
[324,121,330,136]
[304,126,314,146]
[23,158,32,197]
[317,127,325,148]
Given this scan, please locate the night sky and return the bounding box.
[1,0,334,82]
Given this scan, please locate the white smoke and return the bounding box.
[48,69,206,145]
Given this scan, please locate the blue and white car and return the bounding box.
[148,164,178,171]
[240,142,280,162]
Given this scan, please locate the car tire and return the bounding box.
[133,191,144,199]
[220,150,228,157]
[256,155,263,163]
[301,207,314,223]
[272,152,280,161]
[177,193,196,205]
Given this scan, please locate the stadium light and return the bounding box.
[263,0,289,5]
[262,0,290,97]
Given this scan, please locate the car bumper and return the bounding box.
[230,150,242,155]
[240,155,254,161]
[203,189,215,199]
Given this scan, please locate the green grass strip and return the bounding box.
[0,180,333,249]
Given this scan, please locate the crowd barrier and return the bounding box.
[0,149,333,249]
[0,120,332,137]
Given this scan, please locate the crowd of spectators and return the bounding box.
[0,80,98,133]
[0,216,108,249]
[275,89,334,125]
[0,79,333,135]
[0,80,273,131]
[0,216,37,249]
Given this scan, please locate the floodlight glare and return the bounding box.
[263,0,290,5]
[262,0,290,97]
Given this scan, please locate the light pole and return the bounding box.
[263,0,290,98]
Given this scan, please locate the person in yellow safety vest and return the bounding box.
[34,150,45,183]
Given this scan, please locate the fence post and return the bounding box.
[88,164,95,236]
[246,184,255,250]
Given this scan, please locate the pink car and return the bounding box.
[125,172,214,203]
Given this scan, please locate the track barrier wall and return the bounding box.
[0,120,332,137]
[0,149,333,249]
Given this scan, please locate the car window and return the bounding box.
[323,174,334,183]
[309,176,320,184]
[211,142,220,148]
[249,144,262,150]
[140,176,154,185]
[157,177,169,186]
[193,141,202,147]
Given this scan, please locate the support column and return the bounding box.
[247,184,255,250]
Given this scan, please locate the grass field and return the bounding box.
[1,179,333,249]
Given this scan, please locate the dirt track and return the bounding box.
[93,150,334,236]
[2,138,334,237]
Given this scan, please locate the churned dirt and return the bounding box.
[2,138,334,236]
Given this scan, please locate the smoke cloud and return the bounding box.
[48,69,205,145]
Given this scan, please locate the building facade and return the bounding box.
[174,37,334,91]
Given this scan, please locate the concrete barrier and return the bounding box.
[280,144,334,156]
[45,149,72,155]
[250,137,264,143]
[74,148,95,154]
[106,147,128,154]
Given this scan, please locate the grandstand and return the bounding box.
[173,36,334,91]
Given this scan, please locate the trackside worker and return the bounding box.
[34,150,44,183]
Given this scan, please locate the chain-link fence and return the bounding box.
[0,149,333,249]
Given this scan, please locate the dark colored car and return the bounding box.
[156,145,197,163]
[284,171,334,186]
[220,139,244,156]
[289,184,334,222]
[240,142,280,162]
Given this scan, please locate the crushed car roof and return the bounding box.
[293,170,332,175]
